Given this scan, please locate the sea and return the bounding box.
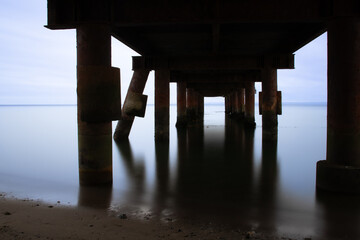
[0,104,359,239]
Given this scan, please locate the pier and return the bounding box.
[46,0,360,193]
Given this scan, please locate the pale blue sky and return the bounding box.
[0,0,327,105]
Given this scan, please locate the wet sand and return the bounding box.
[0,194,302,240]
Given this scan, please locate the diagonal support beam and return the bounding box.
[114,69,150,141]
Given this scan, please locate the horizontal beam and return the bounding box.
[47,0,360,29]
[195,88,239,97]
[188,82,243,91]
[170,71,260,83]
[133,55,294,71]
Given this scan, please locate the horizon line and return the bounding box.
[0,102,327,107]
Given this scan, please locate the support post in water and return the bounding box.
[225,94,231,114]
[114,69,150,141]
[155,69,170,141]
[233,88,245,120]
[77,24,117,185]
[316,17,360,193]
[244,81,256,128]
[176,81,187,128]
[186,88,199,123]
[261,68,278,141]
[198,93,204,122]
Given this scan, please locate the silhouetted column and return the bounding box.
[198,93,204,121]
[186,88,198,123]
[234,88,245,120]
[176,81,187,127]
[77,24,112,185]
[244,81,256,128]
[262,68,278,141]
[225,95,231,114]
[227,92,234,116]
[155,69,170,141]
[114,69,150,141]
[316,17,360,193]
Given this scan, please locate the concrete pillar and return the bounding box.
[176,81,187,127]
[316,17,360,193]
[227,93,234,116]
[225,95,231,114]
[244,81,256,128]
[231,92,236,116]
[77,24,112,185]
[114,70,150,141]
[198,93,204,121]
[262,69,278,141]
[186,88,198,122]
[234,88,245,120]
[155,69,170,141]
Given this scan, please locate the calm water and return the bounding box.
[0,104,359,239]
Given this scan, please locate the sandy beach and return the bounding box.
[0,193,299,240]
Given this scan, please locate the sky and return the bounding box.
[0,0,327,105]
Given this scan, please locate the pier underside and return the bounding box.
[46,0,360,193]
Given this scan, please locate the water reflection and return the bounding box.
[114,140,147,207]
[124,116,278,232]
[316,191,360,239]
[4,106,360,238]
[111,115,280,232]
[116,140,146,194]
[154,141,170,204]
[258,138,278,232]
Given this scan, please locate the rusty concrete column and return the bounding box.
[244,81,256,128]
[176,81,187,128]
[316,17,360,193]
[225,95,231,114]
[114,70,150,141]
[77,24,112,185]
[227,92,234,116]
[234,88,245,120]
[262,68,278,141]
[186,88,198,123]
[198,93,204,121]
[155,69,170,141]
[239,88,245,118]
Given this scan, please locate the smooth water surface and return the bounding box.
[0,104,359,239]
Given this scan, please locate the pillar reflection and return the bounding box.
[115,140,145,193]
[173,117,261,228]
[257,136,278,232]
[154,141,170,202]
[316,192,360,240]
[77,185,112,209]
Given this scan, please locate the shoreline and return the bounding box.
[0,194,304,240]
